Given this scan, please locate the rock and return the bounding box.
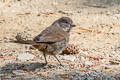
[102,73,113,80]
[84,61,93,66]
[24,62,44,71]
[80,51,88,55]
[0,73,4,77]
[95,69,102,73]
[13,70,25,76]
[17,53,35,61]
[9,78,17,80]
[115,13,120,17]
[61,56,76,62]
[115,74,120,80]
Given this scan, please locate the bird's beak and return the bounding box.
[71,24,76,27]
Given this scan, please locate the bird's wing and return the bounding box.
[39,33,66,43]
[34,32,67,43]
[33,26,68,43]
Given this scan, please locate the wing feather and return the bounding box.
[33,26,68,43]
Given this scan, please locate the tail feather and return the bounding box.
[10,40,41,45]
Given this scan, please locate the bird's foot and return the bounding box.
[40,62,48,66]
[59,63,64,67]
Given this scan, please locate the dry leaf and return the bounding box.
[22,68,31,73]
[89,56,100,61]
[115,24,120,27]
[109,60,120,65]
[97,30,109,34]
[4,56,16,60]
[0,49,16,53]
[70,63,75,66]
[11,74,17,78]
[83,3,107,8]
[79,68,90,72]
[72,27,92,33]
[103,68,114,72]
[81,49,88,51]
[80,54,100,61]
[97,31,102,34]
[59,74,72,79]
[16,13,31,15]
[43,12,56,16]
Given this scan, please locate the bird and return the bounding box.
[14,17,76,66]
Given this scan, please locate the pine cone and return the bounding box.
[62,44,80,55]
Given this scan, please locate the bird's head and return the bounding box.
[52,17,76,32]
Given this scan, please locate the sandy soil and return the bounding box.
[0,0,120,80]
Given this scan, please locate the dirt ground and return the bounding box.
[0,0,120,80]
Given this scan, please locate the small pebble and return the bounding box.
[61,55,76,62]
[85,61,93,66]
[13,70,25,76]
[17,53,35,61]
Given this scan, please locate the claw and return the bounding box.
[53,54,64,67]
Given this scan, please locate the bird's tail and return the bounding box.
[10,40,41,45]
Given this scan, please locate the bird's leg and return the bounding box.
[43,53,48,65]
[53,54,63,66]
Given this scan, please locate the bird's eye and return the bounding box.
[64,21,68,24]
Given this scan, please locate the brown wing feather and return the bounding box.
[38,33,67,43]
[34,26,68,43]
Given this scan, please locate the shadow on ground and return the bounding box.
[1,62,46,72]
